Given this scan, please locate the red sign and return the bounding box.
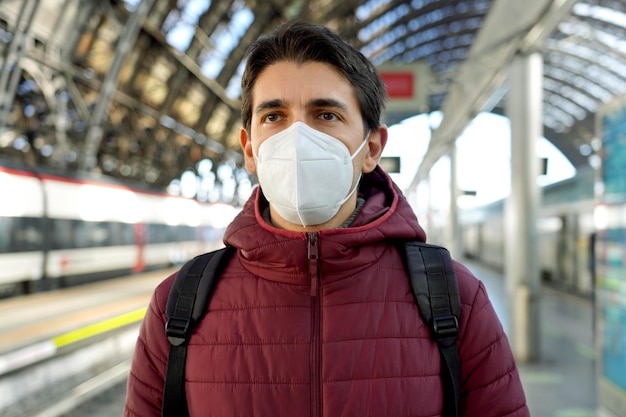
[379,72,414,99]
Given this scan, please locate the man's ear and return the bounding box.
[240,127,257,174]
[362,125,388,173]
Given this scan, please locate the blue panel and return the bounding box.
[598,228,626,391]
[603,300,626,391]
[602,107,626,203]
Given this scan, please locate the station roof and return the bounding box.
[0,0,624,200]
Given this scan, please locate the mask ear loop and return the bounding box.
[336,129,371,209]
[344,129,370,162]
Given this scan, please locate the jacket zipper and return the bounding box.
[307,232,322,417]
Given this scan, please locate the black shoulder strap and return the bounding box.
[403,241,462,417]
[162,245,235,417]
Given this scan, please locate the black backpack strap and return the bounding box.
[162,245,235,417]
[403,241,462,417]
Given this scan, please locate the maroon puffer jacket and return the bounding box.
[124,167,530,417]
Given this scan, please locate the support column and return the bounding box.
[504,53,542,362]
[448,143,462,259]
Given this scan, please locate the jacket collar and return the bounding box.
[223,166,427,283]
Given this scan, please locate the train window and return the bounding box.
[144,223,198,244]
[50,219,125,248]
[89,222,110,246]
[144,224,152,243]
[170,225,179,242]
[0,217,44,252]
[166,224,175,242]
[109,222,124,246]
[105,222,134,246]
[51,218,74,249]
[146,224,159,244]
[74,221,91,248]
[14,217,43,251]
[108,222,121,246]
[0,217,11,252]
[123,223,134,245]
[200,226,217,241]
[179,226,196,241]
[172,226,181,242]
[146,224,155,244]
[149,224,171,244]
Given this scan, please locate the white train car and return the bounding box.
[459,167,597,297]
[137,191,222,268]
[0,166,46,286]
[41,174,143,280]
[0,164,237,296]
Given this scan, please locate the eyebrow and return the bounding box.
[254,98,349,115]
[254,99,285,115]
[307,98,349,112]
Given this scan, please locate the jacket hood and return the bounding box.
[223,166,427,283]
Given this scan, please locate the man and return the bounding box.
[124,20,530,417]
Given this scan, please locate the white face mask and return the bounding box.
[253,121,368,227]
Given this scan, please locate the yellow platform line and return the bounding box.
[53,307,147,348]
[0,307,147,376]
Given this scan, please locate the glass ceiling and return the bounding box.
[153,0,626,146]
[3,0,626,194]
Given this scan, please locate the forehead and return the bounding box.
[252,60,359,109]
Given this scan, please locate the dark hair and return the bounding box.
[240,20,387,132]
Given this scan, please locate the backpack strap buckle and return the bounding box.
[432,314,459,340]
[166,316,191,346]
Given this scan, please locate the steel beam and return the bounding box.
[0,0,39,129]
[406,0,580,191]
[79,0,155,170]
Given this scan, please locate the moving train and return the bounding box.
[458,166,597,298]
[0,163,239,297]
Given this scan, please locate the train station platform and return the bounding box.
[0,260,597,416]
[464,260,597,417]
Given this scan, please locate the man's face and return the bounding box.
[241,60,369,175]
[238,59,387,231]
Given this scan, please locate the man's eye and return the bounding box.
[264,113,280,122]
[319,112,338,121]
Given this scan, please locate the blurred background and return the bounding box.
[0,1,625,416]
